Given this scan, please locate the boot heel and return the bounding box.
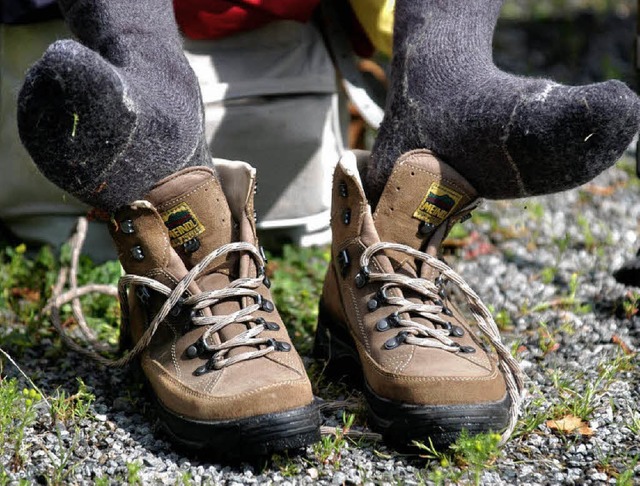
[312,316,332,361]
[313,303,362,379]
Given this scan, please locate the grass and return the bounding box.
[626,408,640,435]
[530,272,592,315]
[617,291,640,319]
[266,245,329,355]
[126,461,143,486]
[0,378,40,472]
[415,431,503,486]
[616,456,640,486]
[0,173,639,483]
[0,243,121,352]
[312,412,356,468]
[548,351,638,422]
[0,373,95,484]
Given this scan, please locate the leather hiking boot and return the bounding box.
[314,150,523,449]
[109,162,320,456]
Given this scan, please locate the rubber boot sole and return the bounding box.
[313,303,510,450]
[155,398,322,458]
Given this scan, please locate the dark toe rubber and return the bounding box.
[155,399,322,459]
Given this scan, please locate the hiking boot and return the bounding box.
[613,249,640,287]
[314,150,523,449]
[109,162,320,456]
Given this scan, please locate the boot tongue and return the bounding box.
[373,150,478,259]
[146,166,253,356]
[145,166,235,270]
[371,150,478,285]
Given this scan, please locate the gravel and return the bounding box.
[3,153,639,485]
[2,9,640,485]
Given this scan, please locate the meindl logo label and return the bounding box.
[161,202,205,247]
[413,182,463,226]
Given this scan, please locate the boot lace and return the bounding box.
[358,241,524,444]
[46,217,278,371]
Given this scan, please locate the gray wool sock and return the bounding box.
[368,0,640,205]
[18,0,212,212]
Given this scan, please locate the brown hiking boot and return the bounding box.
[314,150,523,449]
[109,162,320,456]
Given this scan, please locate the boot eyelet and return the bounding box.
[186,345,198,359]
[384,332,408,350]
[258,267,272,288]
[136,285,151,304]
[339,181,348,198]
[376,318,391,332]
[443,307,454,317]
[261,299,275,313]
[259,246,268,264]
[194,365,208,376]
[418,221,435,236]
[342,209,352,225]
[440,321,452,331]
[376,288,389,303]
[258,317,280,331]
[338,249,351,277]
[194,358,216,376]
[355,267,370,288]
[439,288,447,299]
[388,312,400,326]
[277,341,291,352]
[130,245,145,261]
[268,339,291,352]
[170,297,186,317]
[265,321,280,331]
[459,345,476,354]
[186,339,204,359]
[384,336,400,350]
[120,219,135,234]
[451,325,465,337]
[367,298,379,311]
[183,237,201,254]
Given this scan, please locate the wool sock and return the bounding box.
[368,0,640,205]
[17,0,211,212]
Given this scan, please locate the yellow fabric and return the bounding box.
[349,0,394,57]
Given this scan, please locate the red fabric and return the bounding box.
[173,0,320,40]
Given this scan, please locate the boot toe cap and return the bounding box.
[143,356,315,421]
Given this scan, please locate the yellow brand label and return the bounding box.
[413,182,463,225]
[161,202,205,247]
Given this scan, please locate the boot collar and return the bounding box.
[340,150,480,256]
[143,162,258,271]
[372,149,479,254]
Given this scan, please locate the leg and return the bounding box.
[17,0,210,211]
[17,0,320,456]
[366,0,640,205]
[314,0,640,448]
